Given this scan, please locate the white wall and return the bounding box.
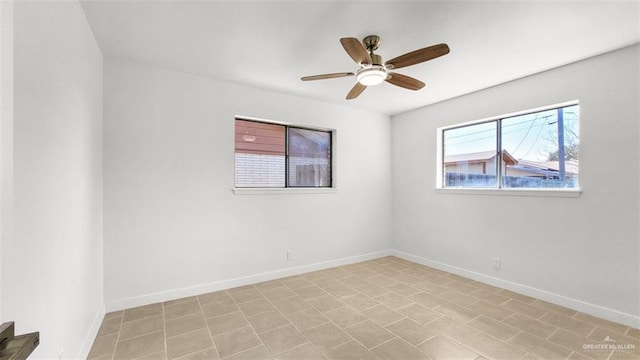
[0,0,14,324]
[392,45,639,327]
[103,59,392,309]
[3,1,104,358]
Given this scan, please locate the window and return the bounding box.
[441,103,579,189]
[235,118,332,188]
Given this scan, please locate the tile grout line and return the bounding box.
[260,272,366,357]
[111,313,124,360]
[312,265,403,356]
[162,301,168,359]
[198,294,220,358]
[227,286,275,358]
[112,315,165,344]
[111,311,125,360]
[505,329,524,343]
[253,279,312,351]
[331,265,408,354]
[166,296,219,360]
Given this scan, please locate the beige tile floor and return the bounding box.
[88,256,640,360]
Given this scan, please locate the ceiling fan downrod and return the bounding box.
[363,35,383,65]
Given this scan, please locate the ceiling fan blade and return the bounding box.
[301,72,354,81]
[340,38,371,65]
[385,43,450,70]
[386,72,425,90]
[346,83,366,100]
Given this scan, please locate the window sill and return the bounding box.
[232,187,338,195]
[435,188,582,198]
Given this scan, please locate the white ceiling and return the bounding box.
[80,1,639,115]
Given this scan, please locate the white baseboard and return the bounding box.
[103,248,638,328]
[393,250,640,329]
[105,250,393,312]
[76,304,106,359]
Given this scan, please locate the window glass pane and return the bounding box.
[502,105,579,188]
[235,120,286,187]
[443,121,498,188]
[288,128,331,187]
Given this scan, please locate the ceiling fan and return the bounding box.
[301,35,450,100]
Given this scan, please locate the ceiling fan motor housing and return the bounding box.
[362,35,383,66]
[363,35,381,52]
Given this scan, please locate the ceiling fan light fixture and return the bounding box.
[356,66,387,86]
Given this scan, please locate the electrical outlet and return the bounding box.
[286,250,293,261]
[492,257,501,270]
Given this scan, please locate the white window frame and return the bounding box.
[436,101,582,198]
[232,115,338,195]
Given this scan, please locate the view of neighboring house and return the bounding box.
[235,119,287,187]
[444,150,517,176]
[507,159,579,179]
[444,150,578,187]
[235,119,331,187]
